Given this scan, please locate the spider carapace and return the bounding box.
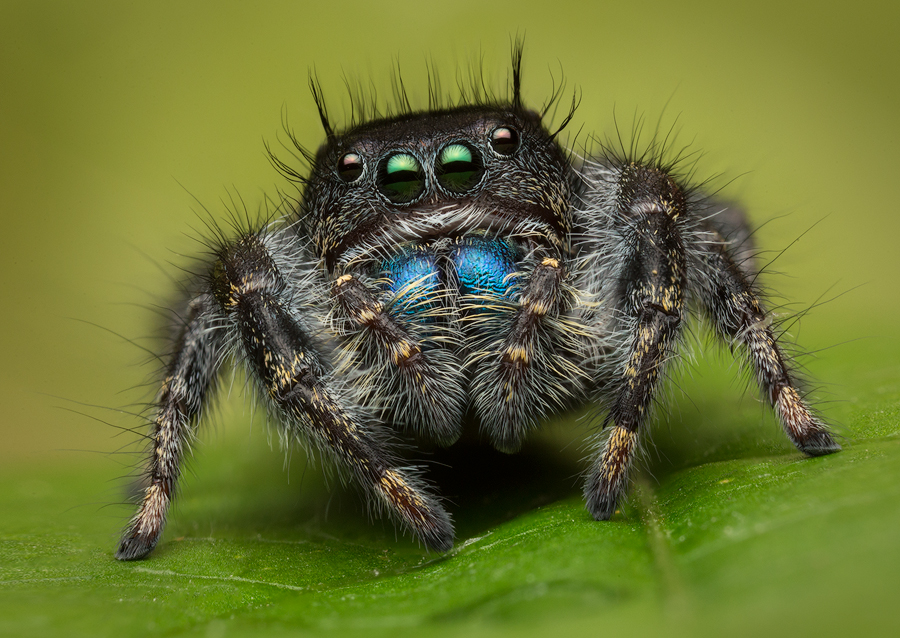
[116,52,839,560]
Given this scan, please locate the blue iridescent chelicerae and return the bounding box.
[380,235,519,314]
[381,248,441,318]
[450,235,519,297]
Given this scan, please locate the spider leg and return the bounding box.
[468,255,584,453]
[116,295,224,560]
[696,221,840,455]
[331,272,466,445]
[217,233,454,551]
[580,164,688,520]
[697,200,758,278]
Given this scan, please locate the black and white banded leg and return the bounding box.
[117,231,454,560]
[583,164,688,519]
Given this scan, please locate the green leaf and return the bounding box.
[3,337,899,638]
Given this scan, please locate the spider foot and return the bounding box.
[797,430,842,457]
[116,531,158,561]
[584,424,635,521]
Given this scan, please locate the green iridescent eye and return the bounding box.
[378,152,425,203]
[436,142,484,193]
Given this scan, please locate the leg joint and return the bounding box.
[212,233,285,310]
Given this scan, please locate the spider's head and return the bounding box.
[301,104,573,271]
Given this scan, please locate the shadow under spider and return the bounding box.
[164,392,788,550]
[416,432,584,539]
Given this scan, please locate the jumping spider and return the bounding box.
[116,51,840,560]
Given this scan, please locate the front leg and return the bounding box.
[467,253,585,453]
[331,270,466,446]
[582,164,688,520]
[217,233,455,551]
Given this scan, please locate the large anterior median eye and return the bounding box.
[436,142,484,193]
[378,152,425,204]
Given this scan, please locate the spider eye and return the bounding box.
[436,142,484,193]
[379,152,425,204]
[490,126,520,156]
[337,152,364,183]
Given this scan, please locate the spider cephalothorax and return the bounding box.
[116,50,839,561]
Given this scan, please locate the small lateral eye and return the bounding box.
[379,152,425,204]
[337,152,364,183]
[490,126,520,156]
[436,142,484,193]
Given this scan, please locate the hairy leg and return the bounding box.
[117,295,223,560]
[216,232,455,550]
[579,163,688,519]
[696,230,839,455]
[331,270,466,445]
[468,253,585,453]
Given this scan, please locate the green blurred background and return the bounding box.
[1,1,898,636]
[3,0,897,466]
